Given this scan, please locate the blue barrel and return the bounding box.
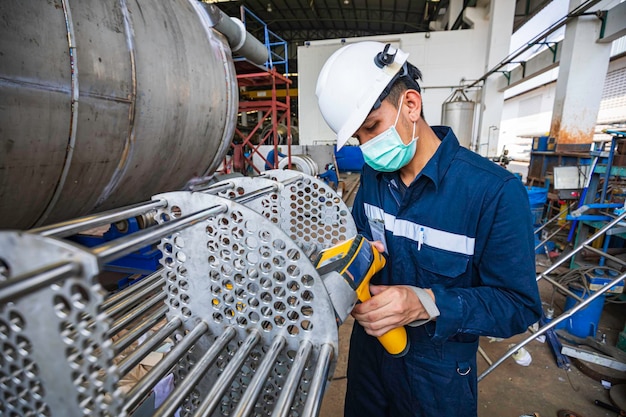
[527,186,548,226]
[556,286,605,338]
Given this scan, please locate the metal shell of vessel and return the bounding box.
[0,0,238,229]
[441,89,476,149]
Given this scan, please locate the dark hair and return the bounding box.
[372,62,424,118]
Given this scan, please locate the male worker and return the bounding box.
[316,41,542,417]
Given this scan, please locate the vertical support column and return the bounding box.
[448,0,465,30]
[552,0,612,152]
[475,0,515,156]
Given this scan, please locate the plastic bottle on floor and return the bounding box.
[512,346,532,366]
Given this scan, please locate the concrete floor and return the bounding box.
[318,267,625,417]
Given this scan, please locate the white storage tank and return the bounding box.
[441,89,475,149]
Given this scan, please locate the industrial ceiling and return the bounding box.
[212,0,555,71]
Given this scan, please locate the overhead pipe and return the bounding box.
[202,3,269,66]
[467,0,602,88]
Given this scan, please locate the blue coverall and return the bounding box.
[345,126,542,417]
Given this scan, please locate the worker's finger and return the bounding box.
[352,286,429,335]
[368,284,389,296]
[371,240,386,253]
[356,315,410,337]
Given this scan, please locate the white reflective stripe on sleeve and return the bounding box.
[364,203,396,231]
[393,219,475,256]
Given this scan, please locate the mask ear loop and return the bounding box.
[393,94,405,128]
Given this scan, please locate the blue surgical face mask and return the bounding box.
[359,95,418,172]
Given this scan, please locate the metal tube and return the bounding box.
[101,269,163,311]
[29,199,166,237]
[528,201,576,234]
[536,210,626,282]
[123,321,210,412]
[478,270,626,381]
[200,3,269,66]
[581,244,626,268]
[108,293,167,338]
[194,330,262,417]
[540,274,583,302]
[467,0,601,88]
[263,172,304,186]
[232,336,286,417]
[112,305,168,354]
[117,317,182,376]
[105,276,165,322]
[153,326,238,417]
[202,182,278,204]
[233,185,278,204]
[301,344,333,417]
[271,340,313,417]
[196,181,235,193]
[534,223,568,251]
[281,174,304,185]
[0,261,80,304]
[93,204,227,265]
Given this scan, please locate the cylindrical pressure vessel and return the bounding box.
[441,89,475,149]
[0,0,239,229]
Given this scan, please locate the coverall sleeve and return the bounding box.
[430,178,542,342]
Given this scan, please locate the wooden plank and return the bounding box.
[561,345,626,372]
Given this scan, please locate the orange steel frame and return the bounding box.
[223,68,292,175]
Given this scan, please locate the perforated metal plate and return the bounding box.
[262,170,356,252]
[153,191,339,416]
[0,233,122,417]
[210,177,283,225]
[1,184,347,417]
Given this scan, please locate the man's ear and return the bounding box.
[404,89,422,122]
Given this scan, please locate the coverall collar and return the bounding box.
[378,125,460,192]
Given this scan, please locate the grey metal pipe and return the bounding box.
[584,244,626,267]
[478,270,626,381]
[29,200,167,238]
[108,293,167,338]
[124,321,210,412]
[198,181,236,193]
[194,330,263,417]
[116,317,182,376]
[234,185,279,204]
[276,173,305,185]
[202,182,278,204]
[112,305,168,354]
[536,209,626,278]
[535,210,626,299]
[101,269,163,311]
[231,336,286,417]
[153,326,238,417]
[271,340,313,417]
[201,3,269,66]
[468,0,601,88]
[104,276,165,322]
[302,343,334,417]
[0,261,80,304]
[93,204,227,264]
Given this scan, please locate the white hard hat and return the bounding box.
[316,41,409,149]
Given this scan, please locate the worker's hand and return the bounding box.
[351,285,434,337]
[370,240,386,254]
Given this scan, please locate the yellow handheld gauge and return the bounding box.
[315,235,409,357]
